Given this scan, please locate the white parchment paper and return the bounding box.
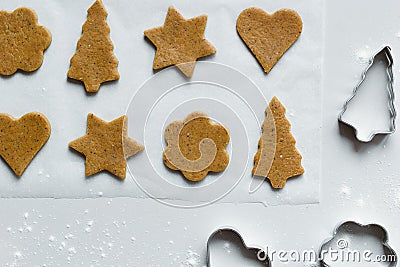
[0,0,322,205]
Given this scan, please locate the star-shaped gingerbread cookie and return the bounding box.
[69,114,144,179]
[144,6,216,77]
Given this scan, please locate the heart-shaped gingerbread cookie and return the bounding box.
[236,8,302,73]
[0,112,50,176]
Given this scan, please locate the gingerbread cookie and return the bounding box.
[163,112,229,182]
[236,8,302,73]
[144,6,216,78]
[0,112,50,176]
[67,0,119,93]
[0,7,51,75]
[253,97,304,188]
[69,114,143,179]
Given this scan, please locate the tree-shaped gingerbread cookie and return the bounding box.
[67,0,119,93]
[253,97,304,188]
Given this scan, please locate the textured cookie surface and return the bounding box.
[236,8,302,73]
[0,112,50,176]
[0,7,51,75]
[144,6,216,78]
[252,97,304,188]
[163,112,229,182]
[67,0,119,92]
[69,114,144,179]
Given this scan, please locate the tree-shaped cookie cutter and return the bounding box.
[319,221,397,267]
[338,46,396,142]
[206,227,270,266]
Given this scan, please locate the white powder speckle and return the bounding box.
[223,242,231,253]
[355,45,371,64]
[25,225,32,232]
[340,185,352,198]
[303,261,318,267]
[394,191,400,209]
[14,251,23,260]
[68,247,77,254]
[356,198,365,207]
[64,233,74,240]
[182,249,200,266]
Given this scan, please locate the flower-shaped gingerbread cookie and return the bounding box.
[0,7,51,75]
[163,112,230,182]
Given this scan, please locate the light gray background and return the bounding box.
[0,0,400,266]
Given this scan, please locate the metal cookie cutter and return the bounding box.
[319,221,397,267]
[207,228,270,266]
[338,46,396,142]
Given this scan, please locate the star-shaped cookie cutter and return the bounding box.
[338,46,396,142]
